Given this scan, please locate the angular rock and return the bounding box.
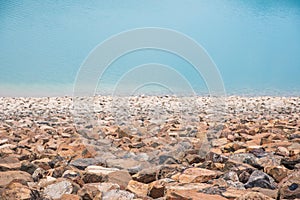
[107,170,132,190]
[69,158,102,170]
[244,170,277,189]
[179,168,220,183]
[132,167,158,183]
[43,180,73,199]
[126,180,148,197]
[148,179,167,198]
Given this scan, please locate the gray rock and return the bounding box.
[43,180,73,199]
[69,158,103,170]
[244,170,277,189]
[102,189,134,200]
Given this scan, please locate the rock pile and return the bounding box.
[0,96,299,199]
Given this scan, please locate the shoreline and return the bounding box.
[0,96,299,199]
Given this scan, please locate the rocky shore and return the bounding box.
[0,96,299,200]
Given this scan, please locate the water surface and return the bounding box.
[0,0,300,96]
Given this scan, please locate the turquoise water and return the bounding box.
[0,0,300,96]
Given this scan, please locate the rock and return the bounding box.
[244,170,277,189]
[20,160,38,175]
[32,167,46,182]
[102,189,134,200]
[148,179,167,198]
[223,171,239,182]
[37,176,57,188]
[107,170,132,190]
[276,146,289,157]
[239,171,251,183]
[257,154,282,169]
[132,167,158,183]
[62,170,81,180]
[126,180,148,197]
[212,138,228,147]
[278,170,300,199]
[229,153,260,168]
[32,158,52,170]
[166,190,228,200]
[221,188,246,199]
[205,151,228,163]
[106,158,145,174]
[0,171,33,187]
[69,158,102,170]
[77,183,102,200]
[96,182,120,192]
[250,187,278,199]
[236,192,273,200]
[1,181,36,200]
[60,194,81,200]
[179,168,220,183]
[264,165,289,182]
[0,156,21,171]
[281,157,300,170]
[85,165,120,175]
[43,180,73,199]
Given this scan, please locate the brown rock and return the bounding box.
[179,168,220,183]
[77,183,102,200]
[278,170,300,199]
[107,170,132,190]
[60,194,81,200]
[0,156,21,171]
[236,191,273,200]
[0,171,33,187]
[126,180,148,197]
[148,180,167,198]
[132,167,158,184]
[221,188,245,199]
[1,182,34,200]
[166,190,228,200]
[250,187,278,199]
[264,165,289,182]
[212,138,228,147]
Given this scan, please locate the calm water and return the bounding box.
[0,0,300,96]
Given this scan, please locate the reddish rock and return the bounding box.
[179,168,220,183]
[126,180,148,197]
